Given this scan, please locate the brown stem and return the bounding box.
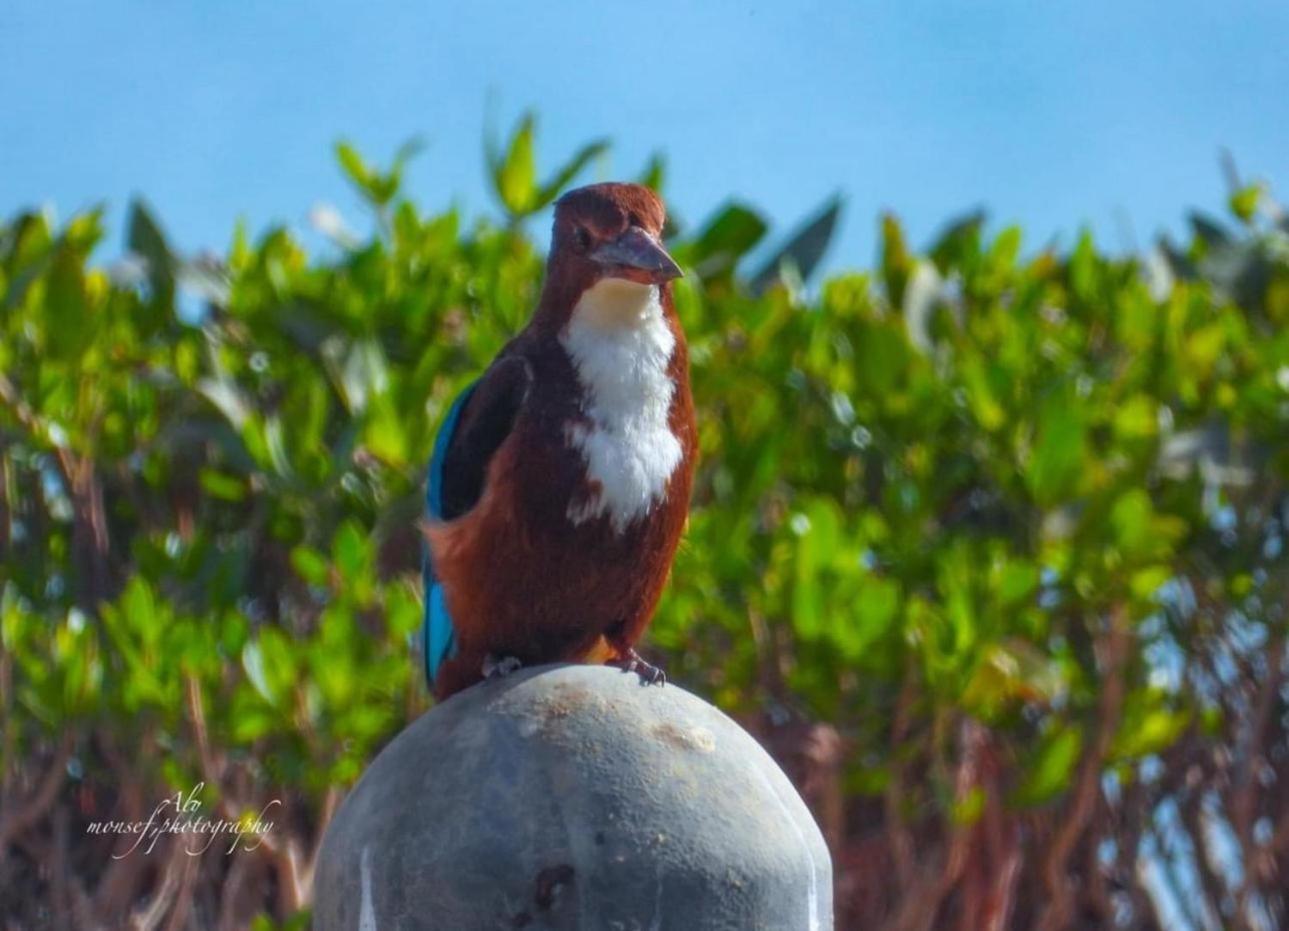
[51,805,71,931]
[160,845,199,931]
[0,645,14,809]
[67,454,112,611]
[0,733,74,851]
[218,852,256,931]
[1177,782,1228,923]
[978,739,1020,931]
[1231,635,1286,927]
[303,785,343,899]
[0,449,10,556]
[275,835,306,915]
[131,836,190,931]
[1037,607,1130,931]
[93,735,150,917]
[890,718,984,931]
[185,675,221,791]
[187,677,305,916]
[0,373,43,438]
[747,607,786,704]
[884,669,919,891]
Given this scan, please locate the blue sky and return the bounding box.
[3,0,1288,275]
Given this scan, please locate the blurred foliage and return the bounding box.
[3,119,1289,928]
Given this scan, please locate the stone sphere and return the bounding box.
[314,663,832,930]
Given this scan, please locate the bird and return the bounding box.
[421,182,697,701]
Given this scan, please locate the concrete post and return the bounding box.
[315,663,832,930]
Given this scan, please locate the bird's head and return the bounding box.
[543,183,682,331]
[551,183,680,286]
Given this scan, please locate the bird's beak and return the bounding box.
[590,227,683,284]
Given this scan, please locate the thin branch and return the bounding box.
[0,733,74,850]
[889,718,984,931]
[884,669,919,891]
[0,373,42,439]
[131,836,189,931]
[217,852,256,931]
[1232,634,1286,930]
[160,845,199,931]
[1037,606,1130,931]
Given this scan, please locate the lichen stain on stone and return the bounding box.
[500,680,605,737]
[651,721,716,753]
[506,681,620,742]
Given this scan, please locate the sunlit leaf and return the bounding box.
[490,112,537,217]
[1014,725,1083,805]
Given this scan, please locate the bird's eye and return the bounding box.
[627,212,643,229]
[574,226,591,251]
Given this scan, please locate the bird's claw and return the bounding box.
[615,649,667,687]
[482,654,523,680]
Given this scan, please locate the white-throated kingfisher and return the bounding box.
[421,183,696,701]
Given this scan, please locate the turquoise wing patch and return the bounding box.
[422,383,477,687]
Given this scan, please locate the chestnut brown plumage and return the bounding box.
[422,183,696,700]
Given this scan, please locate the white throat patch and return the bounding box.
[560,279,683,533]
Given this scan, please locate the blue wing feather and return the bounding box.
[422,382,477,687]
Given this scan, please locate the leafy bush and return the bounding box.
[2,117,1288,929]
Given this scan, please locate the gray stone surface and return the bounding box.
[314,663,832,930]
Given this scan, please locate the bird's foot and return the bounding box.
[482,654,523,680]
[613,648,667,687]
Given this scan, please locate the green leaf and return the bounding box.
[486,110,605,218]
[335,141,372,193]
[122,577,161,645]
[879,213,911,305]
[791,500,842,640]
[850,576,900,653]
[257,627,297,700]
[385,586,423,638]
[950,786,986,825]
[333,521,370,580]
[960,358,1007,431]
[997,561,1040,608]
[45,245,93,357]
[126,198,175,308]
[987,226,1022,273]
[1026,392,1086,505]
[749,193,843,294]
[363,392,408,467]
[637,152,666,193]
[1188,210,1231,249]
[1068,230,1098,303]
[290,546,329,587]
[963,641,1067,715]
[241,642,274,705]
[1110,490,1154,558]
[534,138,610,209]
[491,113,537,217]
[199,468,246,502]
[1229,183,1262,223]
[1112,703,1191,761]
[1112,395,1157,442]
[687,203,767,277]
[335,138,419,207]
[231,688,277,743]
[927,209,985,273]
[1130,566,1172,600]
[1014,725,1083,805]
